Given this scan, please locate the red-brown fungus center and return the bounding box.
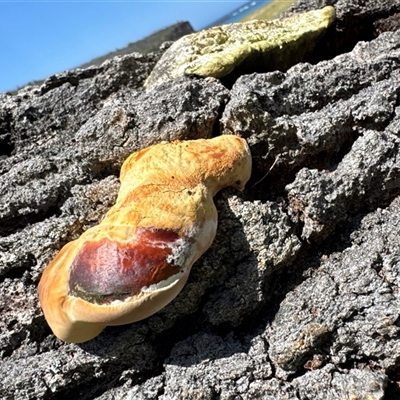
[69,227,183,304]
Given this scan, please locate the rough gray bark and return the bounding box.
[1,0,400,399]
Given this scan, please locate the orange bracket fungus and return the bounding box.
[38,135,252,343]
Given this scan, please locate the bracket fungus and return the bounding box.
[38,135,252,343]
[144,6,335,91]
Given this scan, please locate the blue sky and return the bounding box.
[0,1,251,93]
